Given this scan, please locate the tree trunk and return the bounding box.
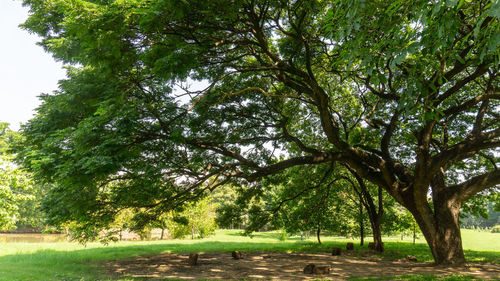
[359,197,364,246]
[412,223,416,244]
[408,192,466,265]
[432,203,465,265]
[366,186,384,252]
[317,223,322,244]
[160,228,165,240]
[370,216,384,252]
[348,169,384,252]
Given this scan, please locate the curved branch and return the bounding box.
[454,169,500,202]
[246,152,341,181]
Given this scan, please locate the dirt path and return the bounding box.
[105,252,500,280]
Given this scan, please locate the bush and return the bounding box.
[491,225,500,233]
[279,228,289,241]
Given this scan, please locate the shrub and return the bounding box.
[279,228,289,241]
[491,225,500,233]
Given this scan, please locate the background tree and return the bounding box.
[109,208,135,241]
[18,0,499,265]
[262,164,344,244]
[0,123,32,231]
[163,196,218,239]
[460,193,500,229]
[341,168,385,252]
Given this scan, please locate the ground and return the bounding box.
[105,251,500,280]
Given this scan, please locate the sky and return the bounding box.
[0,0,66,131]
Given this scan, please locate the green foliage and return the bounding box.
[17,0,500,264]
[0,158,21,231]
[0,123,33,231]
[278,228,289,241]
[121,196,219,240]
[174,196,219,239]
[461,198,500,229]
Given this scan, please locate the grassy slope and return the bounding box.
[0,230,498,281]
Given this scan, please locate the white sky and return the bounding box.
[0,0,66,131]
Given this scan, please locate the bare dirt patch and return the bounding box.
[105,251,500,280]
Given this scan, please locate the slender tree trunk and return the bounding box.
[365,186,384,252]
[347,169,385,252]
[359,196,364,246]
[160,228,165,240]
[370,216,384,252]
[317,223,322,244]
[413,223,416,244]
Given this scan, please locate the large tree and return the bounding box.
[19,0,499,265]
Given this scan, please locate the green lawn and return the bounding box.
[0,230,498,281]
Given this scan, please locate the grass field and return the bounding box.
[0,229,498,281]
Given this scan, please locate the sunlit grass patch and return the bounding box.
[0,229,498,280]
[349,274,490,281]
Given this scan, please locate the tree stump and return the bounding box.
[303,264,315,274]
[232,250,242,259]
[313,266,330,275]
[346,242,354,250]
[188,253,199,265]
[406,255,418,262]
[331,247,342,256]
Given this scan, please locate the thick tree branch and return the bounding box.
[453,169,500,202]
[246,152,341,181]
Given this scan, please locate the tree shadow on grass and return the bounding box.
[349,274,487,281]
[463,249,500,263]
[0,240,498,280]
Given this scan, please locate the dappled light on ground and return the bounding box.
[105,251,500,280]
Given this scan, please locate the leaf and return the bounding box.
[455,54,466,64]
[488,0,500,19]
[457,0,465,10]
[487,32,500,53]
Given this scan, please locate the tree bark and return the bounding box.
[415,214,465,265]
[317,222,322,244]
[406,190,466,265]
[431,200,465,265]
[369,213,384,252]
[359,199,364,246]
[413,223,416,244]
